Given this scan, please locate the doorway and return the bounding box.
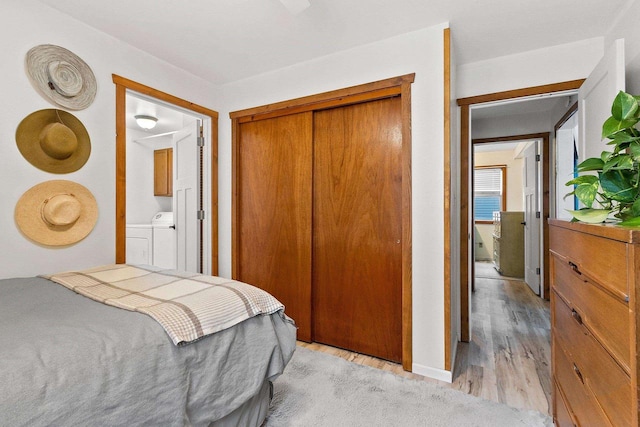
[112,75,219,275]
[457,79,584,341]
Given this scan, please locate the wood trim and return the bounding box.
[457,79,585,106]
[112,74,219,273]
[402,80,413,372]
[210,118,219,275]
[115,83,126,264]
[231,75,413,371]
[542,133,550,299]
[230,74,415,120]
[236,87,402,124]
[554,101,578,132]
[231,117,239,278]
[112,75,219,118]
[443,27,452,372]
[474,133,551,144]
[460,104,470,342]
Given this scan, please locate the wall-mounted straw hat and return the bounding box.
[25,44,97,110]
[16,109,91,174]
[15,180,98,246]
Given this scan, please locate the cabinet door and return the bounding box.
[235,112,313,341]
[154,148,172,196]
[312,97,403,362]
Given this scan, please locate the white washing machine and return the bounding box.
[152,212,176,269]
[125,224,153,265]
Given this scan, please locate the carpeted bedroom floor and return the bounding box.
[265,346,552,426]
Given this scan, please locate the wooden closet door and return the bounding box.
[236,112,313,341]
[312,97,403,362]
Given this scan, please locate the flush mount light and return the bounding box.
[134,114,158,130]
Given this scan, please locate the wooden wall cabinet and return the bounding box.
[492,211,524,277]
[154,148,173,196]
[549,219,639,427]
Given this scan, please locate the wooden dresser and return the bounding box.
[549,219,639,426]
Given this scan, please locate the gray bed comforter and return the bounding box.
[0,276,297,427]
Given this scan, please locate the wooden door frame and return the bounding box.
[456,79,584,341]
[112,75,219,274]
[230,73,415,370]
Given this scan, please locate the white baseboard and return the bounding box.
[412,363,453,383]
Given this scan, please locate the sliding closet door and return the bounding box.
[312,97,403,362]
[236,112,313,341]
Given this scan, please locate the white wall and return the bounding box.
[472,107,561,140]
[606,0,640,94]
[126,129,172,224]
[457,38,604,99]
[0,0,220,278]
[219,25,450,377]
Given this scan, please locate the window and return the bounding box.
[474,166,506,222]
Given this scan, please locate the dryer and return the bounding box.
[152,212,176,269]
[125,224,153,265]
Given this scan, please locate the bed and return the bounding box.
[0,264,297,427]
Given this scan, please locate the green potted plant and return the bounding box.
[566,90,640,224]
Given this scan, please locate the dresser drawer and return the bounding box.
[553,380,575,427]
[551,253,630,371]
[553,336,612,427]
[549,225,629,300]
[553,292,631,426]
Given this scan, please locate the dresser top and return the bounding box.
[549,219,640,244]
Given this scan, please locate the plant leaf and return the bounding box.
[599,170,636,203]
[611,90,639,121]
[620,216,640,227]
[610,131,640,145]
[601,151,613,162]
[631,143,640,162]
[576,157,604,172]
[574,183,598,207]
[603,116,640,139]
[602,157,618,173]
[565,175,598,186]
[632,198,640,217]
[613,154,634,170]
[567,209,611,223]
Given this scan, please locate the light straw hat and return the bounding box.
[16,109,91,174]
[15,180,98,246]
[25,44,97,110]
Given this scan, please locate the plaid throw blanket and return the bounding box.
[43,264,286,345]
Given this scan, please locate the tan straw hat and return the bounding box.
[25,44,97,110]
[15,180,98,246]
[16,109,91,174]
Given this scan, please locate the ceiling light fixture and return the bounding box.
[134,114,158,130]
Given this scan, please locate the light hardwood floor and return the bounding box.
[298,261,551,415]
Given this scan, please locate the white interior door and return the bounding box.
[578,39,625,163]
[523,142,540,295]
[172,121,201,273]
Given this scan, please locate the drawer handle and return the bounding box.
[573,363,584,384]
[571,309,583,325]
[568,261,582,275]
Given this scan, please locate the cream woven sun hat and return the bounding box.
[16,109,91,174]
[15,180,98,246]
[25,44,97,110]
